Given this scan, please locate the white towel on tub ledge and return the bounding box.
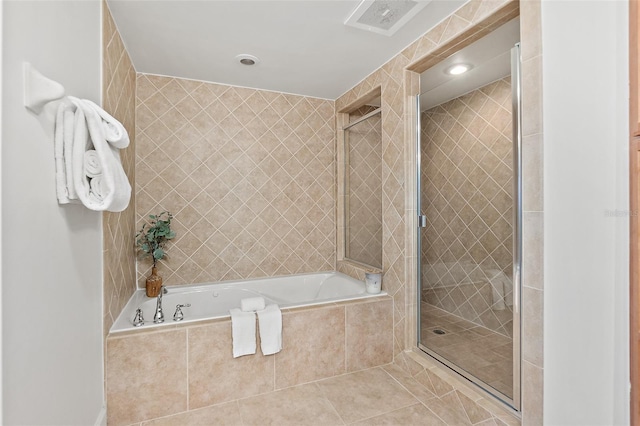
[257,304,282,356]
[229,308,256,358]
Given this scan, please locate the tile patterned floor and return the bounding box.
[420,303,513,398]
[135,365,520,426]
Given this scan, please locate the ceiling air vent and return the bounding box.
[344,0,430,36]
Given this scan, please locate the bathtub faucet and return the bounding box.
[153,286,168,324]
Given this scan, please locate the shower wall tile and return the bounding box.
[523,133,543,211]
[522,286,543,367]
[420,78,514,336]
[521,55,543,137]
[523,211,543,290]
[520,0,542,61]
[102,1,137,336]
[522,360,543,426]
[135,74,336,286]
[520,0,544,423]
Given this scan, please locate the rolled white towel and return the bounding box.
[84,150,102,178]
[229,308,256,358]
[257,304,282,356]
[241,297,265,312]
[89,175,105,202]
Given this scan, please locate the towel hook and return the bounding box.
[23,62,67,138]
[23,62,65,114]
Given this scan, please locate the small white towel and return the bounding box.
[257,304,282,356]
[241,297,265,312]
[229,308,256,358]
[84,150,102,178]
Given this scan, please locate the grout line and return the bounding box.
[185,328,190,411]
[313,382,346,426]
[235,399,245,426]
[343,305,348,373]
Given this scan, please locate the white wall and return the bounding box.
[2,1,104,424]
[542,1,630,425]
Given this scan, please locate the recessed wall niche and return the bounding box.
[337,87,383,271]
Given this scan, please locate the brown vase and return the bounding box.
[146,266,163,297]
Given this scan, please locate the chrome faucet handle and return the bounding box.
[154,289,165,324]
[133,308,144,327]
[173,303,191,322]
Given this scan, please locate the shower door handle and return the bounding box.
[418,215,427,228]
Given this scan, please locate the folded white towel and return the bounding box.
[64,108,78,201]
[241,297,266,312]
[53,101,81,204]
[54,103,69,203]
[84,150,102,178]
[229,308,256,358]
[83,99,130,149]
[257,304,282,356]
[68,97,131,212]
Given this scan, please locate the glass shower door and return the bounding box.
[417,40,522,409]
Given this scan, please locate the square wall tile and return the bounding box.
[275,306,346,389]
[106,330,188,425]
[187,321,274,409]
[346,299,394,371]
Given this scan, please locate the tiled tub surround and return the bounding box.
[102,1,137,335]
[135,74,336,288]
[106,296,393,425]
[420,78,514,337]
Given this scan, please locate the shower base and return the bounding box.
[420,303,513,398]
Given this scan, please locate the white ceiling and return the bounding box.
[106,0,466,100]
[419,18,520,110]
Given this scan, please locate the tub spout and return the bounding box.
[153,286,168,324]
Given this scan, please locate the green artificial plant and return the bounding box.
[136,211,176,268]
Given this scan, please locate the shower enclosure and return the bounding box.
[416,19,522,409]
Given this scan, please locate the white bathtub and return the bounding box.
[110,271,385,333]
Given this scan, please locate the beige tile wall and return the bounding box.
[345,113,383,268]
[135,75,336,287]
[334,0,544,422]
[336,0,519,372]
[102,1,137,336]
[420,78,514,336]
[106,297,393,425]
[519,0,544,423]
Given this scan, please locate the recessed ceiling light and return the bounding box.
[445,64,472,75]
[235,54,260,66]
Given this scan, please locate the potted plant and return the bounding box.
[136,211,176,297]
